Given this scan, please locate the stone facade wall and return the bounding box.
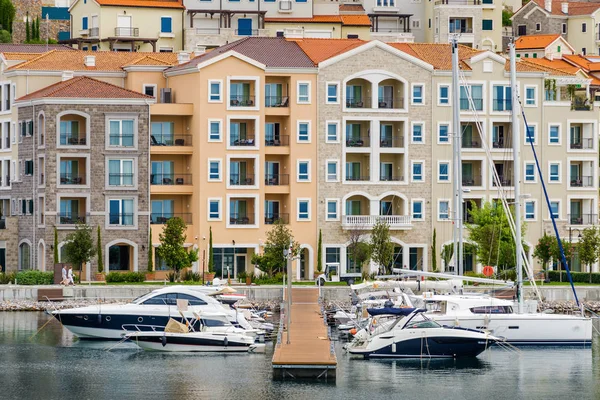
[0,217,19,272]
[317,45,433,274]
[13,102,150,275]
[511,5,567,38]
[12,0,71,43]
[435,7,483,46]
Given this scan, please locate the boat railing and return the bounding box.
[122,324,167,333]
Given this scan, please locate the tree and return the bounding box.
[251,221,299,277]
[35,17,40,40]
[533,233,554,271]
[347,228,371,280]
[208,226,214,273]
[431,229,438,272]
[53,227,59,264]
[370,220,394,274]
[0,30,10,43]
[96,226,103,274]
[0,0,16,34]
[156,217,198,281]
[25,15,30,42]
[317,229,323,273]
[441,244,453,271]
[577,227,600,284]
[502,9,513,27]
[147,228,153,272]
[62,223,97,281]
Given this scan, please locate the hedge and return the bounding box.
[105,272,146,283]
[14,271,53,285]
[0,272,16,284]
[547,270,600,284]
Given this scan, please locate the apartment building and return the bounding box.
[514,34,575,59]
[67,0,185,52]
[512,0,600,56]
[11,76,153,278]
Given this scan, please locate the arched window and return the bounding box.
[19,243,31,270]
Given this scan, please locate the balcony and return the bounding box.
[108,213,135,227]
[150,173,193,194]
[59,134,86,147]
[370,28,414,43]
[60,173,86,185]
[492,123,511,149]
[346,97,372,109]
[570,176,593,188]
[229,213,255,225]
[151,134,192,147]
[570,138,593,150]
[264,213,289,225]
[492,99,512,112]
[346,175,370,182]
[114,27,139,37]
[90,27,99,37]
[230,134,256,147]
[380,135,404,149]
[380,174,403,182]
[265,174,289,186]
[150,213,192,225]
[230,173,255,186]
[346,136,370,148]
[265,96,289,108]
[342,215,412,230]
[493,176,513,187]
[265,135,289,147]
[571,96,593,111]
[568,214,597,225]
[108,173,134,187]
[462,138,481,149]
[378,97,404,109]
[462,175,482,187]
[56,213,88,225]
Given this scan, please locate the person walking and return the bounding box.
[67,266,75,286]
[61,265,68,285]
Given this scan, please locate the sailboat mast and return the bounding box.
[451,38,464,275]
[509,43,524,314]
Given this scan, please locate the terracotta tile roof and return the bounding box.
[529,0,600,16]
[124,55,174,66]
[8,50,178,71]
[387,43,482,70]
[2,52,43,61]
[0,43,74,53]
[168,37,315,71]
[515,34,561,50]
[17,76,152,101]
[515,59,576,76]
[291,38,366,64]
[94,0,184,9]
[265,15,371,26]
[339,4,365,12]
[520,57,580,74]
[563,54,600,72]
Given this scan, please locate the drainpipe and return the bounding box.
[32,103,36,271]
[145,99,152,271]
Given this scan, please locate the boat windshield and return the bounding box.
[469,305,513,314]
[202,316,231,327]
[138,292,208,306]
[403,313,441,329]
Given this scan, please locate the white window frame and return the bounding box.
[411,160,424,183]
[57,110,91,150]
[142,84,157,99]
[548,199,561,219]
[437,199,450,221]
[208,158,222,182]
[226,194,259,229]
[326,159,339,182]
[325,198,340,221]
[411,83,424,105]
[326,82,340,104]
[226,115,259,150]
[105,157,137,190]
[524,161,537,183]
[226,154,259,190]
[297,120,311,143]
[226,76,260,111]
[524,85,537,107]
[207,198,222,221]
[437,122,450,144]
[297,198,311,222]
[437,160,450,183]
[105,196,138,230]
[57,153,91,189]
[524,122,537,145]
[297,81,311,104]
[105,113,138,151]
[548,124,561,145]
[208,79,223,103]
[297,159,311,182]
[411,121,425,144]
[524,199,537,221]
[325,120,340,143]
[411,199,424,221]
[438,84,450,106]
[208,119,223,142]
[548,162,561,183]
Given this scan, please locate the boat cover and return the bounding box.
[367,307,425,316]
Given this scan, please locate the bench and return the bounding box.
[37,288,64,302]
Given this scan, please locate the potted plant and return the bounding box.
[204,226,216,283]
[145,228,155,281]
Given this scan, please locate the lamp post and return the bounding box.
[232,239,236,285]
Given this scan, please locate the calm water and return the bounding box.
[0,312,599,400]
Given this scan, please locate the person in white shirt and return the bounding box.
[61,266,68,285]
[67,266,75,285]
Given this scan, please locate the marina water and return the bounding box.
[1,312,599,400]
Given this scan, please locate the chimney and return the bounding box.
[194,45,206,57]
[177,51,190,65]
[84,55,95,67]
[545,0,552,12]
[561,2,568,14]
[62,71,74,81]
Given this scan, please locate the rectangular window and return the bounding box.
[439,201,449,220]
[562,23,567,34]
[108,199,134,226]
[438,124,449,143]
[438,162,449,182]
[326,122,339,142]
[326,200,338,220]
[525,201,535,220]
[412,123,423,143]
[327,83,338,103]
[549,125,560,144]
[298,200,310,220]
[208,199,220,220]
[298,82,310,103]
[412,84,423,104]
[549,163,559,182]
[143,85,156,98]
[208,160,221,181]
[482,19,493,30]
[525,163,535,182]
[298,161,310,181]
[412,201,423,220]
[209,120,221,141]
[160,17,172,33]
[297,122,310,142]
[24,160,33,176]
[582,23,587,33]
[326,161,338,182]
[525,125,535,144]
[108,159,134,186]
[550,201,559,219]
[109,119,135,147]
[412,162,423,182]
[525,87,536,106]
[492,85,512,111]
[439,85,449,105]
[209,81,221,102]
[459,85,483,111]
[82,16,88,30]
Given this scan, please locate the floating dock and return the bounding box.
[272,288,337,381]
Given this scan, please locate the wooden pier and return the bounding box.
[272,288,337,381]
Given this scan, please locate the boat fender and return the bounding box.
[224,337,228,347]
[162,335,167,347]
[98,314,102,324]
[350,328,357,336]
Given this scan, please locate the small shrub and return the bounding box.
[167,271,176,283]
[497,269,517,281]
[15,271,53,285]
[106,272,125,283]
[254,272,284,285]
[105,272,145,283]
[465,271,487,279]
[182,270,201,282]
[548,270,600,283]
[0,272,16,284]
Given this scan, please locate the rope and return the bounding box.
[29,316,56,341]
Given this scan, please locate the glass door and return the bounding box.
[570,201,582,223]
[571,126,582,146]
[346,200,361,216]
[265,200,280,223]
[265,162,279,185]
[346,162,361,180]
[380,201,392,215]
[380,162,393,181]
[265,84,282,107]
[380,124,393,147]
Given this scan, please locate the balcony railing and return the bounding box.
[380,136,404,148]
[265,213,289,225]
[235,29,259,36]
[449,27,474,34]
[492,99,512,111]
[151,134,193,147]
[378,97,404,109]
[108,213,135,226]
[195,28,221,35]
[342,215,412,229]
[230,173,255,186]
[108,173,134,186]
[265,135,289,147]
[346,97,371,108]
[115,27,139,37]
[230,135,256,147]
[229,95,255,107]
[60,173,86,185]
[346,136,370,147]
[90,27,99,37]
[109,134,135,147]
[380,175,403,181]
[57,213,88,225]
[493,176,513,186]
[568,213,597,225]
[60,135,86,146]
[265,174,289,186]
[462,175,482,186]
[570,176,593,187]
[436,0,488,4]
[570,138,593,149]
[229,213,255,225]
[462,139,481,148]
[346,175,370,182]
[150,213,192,225]
[492,139,511,149]
[150,173,192,185]
[265,96,289,108]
